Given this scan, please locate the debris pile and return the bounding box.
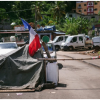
[93,46,100,52]
[77,49,99,56]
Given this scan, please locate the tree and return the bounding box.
[0,8,8,21]
[0,1,16,21]
[49,1,67,24]
[12,1,33,20]
[0,1,76,26]
[56,17,94,35]
[92,30,95,37]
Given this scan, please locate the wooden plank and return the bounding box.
[0,89,35,93]
[37,57,100,61]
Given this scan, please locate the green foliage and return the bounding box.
[42,16,50,24]
[98,19,100,23]
[49,1,67,24]
[98,51,100,56]
[0,1,98,36]
[12,1,33,19]
[98,10,100,16]
[0,8,8,21]
[92,30,95,37]
[56,17,96,35]
[0,1,76,25]
[40,21,45,26]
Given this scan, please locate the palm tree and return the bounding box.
[50,1,67,24]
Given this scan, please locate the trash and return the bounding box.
[16,93,23,95]
[35,82,55,91]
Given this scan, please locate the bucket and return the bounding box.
[46,62,59,85]
[10,36,16,42]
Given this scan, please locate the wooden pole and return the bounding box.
[0,89,35,93]
[41,41,52,82]
[35,5,37,31]
[37,57,100,61]
[41,42,51,58]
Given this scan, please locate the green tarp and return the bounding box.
[0,45,45,90]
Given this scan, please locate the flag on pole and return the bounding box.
[21,18,41,56]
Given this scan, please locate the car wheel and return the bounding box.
[55,46,60,51]
[69,46,73,51]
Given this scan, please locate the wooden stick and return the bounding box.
[37,57,100,61]
[0,89,35,93]
[41,42,51,58]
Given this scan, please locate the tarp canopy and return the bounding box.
[0,45,45,90]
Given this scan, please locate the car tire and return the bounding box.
[68,46,73,51]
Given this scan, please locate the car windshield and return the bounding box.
[53,36,58,42]
[66,36,73,43]
[65,36,68,41]
[42,43,53,52]
[0,43,17,49]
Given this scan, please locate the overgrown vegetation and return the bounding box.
[56,17,97,35]
[0,1,98,36]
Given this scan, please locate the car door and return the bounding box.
[78,36,85,47]
[55,36,63,45]
[70,37,79,48]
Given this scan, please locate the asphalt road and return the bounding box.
[0,51,100,99]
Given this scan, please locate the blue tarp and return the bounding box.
[37,25,56,31]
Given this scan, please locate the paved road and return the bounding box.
[0,51,100,99]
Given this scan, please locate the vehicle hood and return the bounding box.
[0,49,16,56]
[48,40,54,43]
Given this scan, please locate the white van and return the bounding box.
[61,34,93,51]
[50,35,69,51]
[92,36,100,47]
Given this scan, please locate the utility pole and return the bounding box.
[81,8,82,34]
[35,5,37,31]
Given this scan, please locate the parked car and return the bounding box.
[61,34,93,51]
[92,36,100,48]
[50,35,69,51]
[42,42,57,58]
[0,42,18,56]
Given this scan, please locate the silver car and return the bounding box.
[0,42,18,56]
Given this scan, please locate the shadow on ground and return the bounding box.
[59,48,94,52]
[57,83,67,87]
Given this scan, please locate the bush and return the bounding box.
[40,21,45,26]
[92,30,95,37]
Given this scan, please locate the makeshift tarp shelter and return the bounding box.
[0,45,45,90]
